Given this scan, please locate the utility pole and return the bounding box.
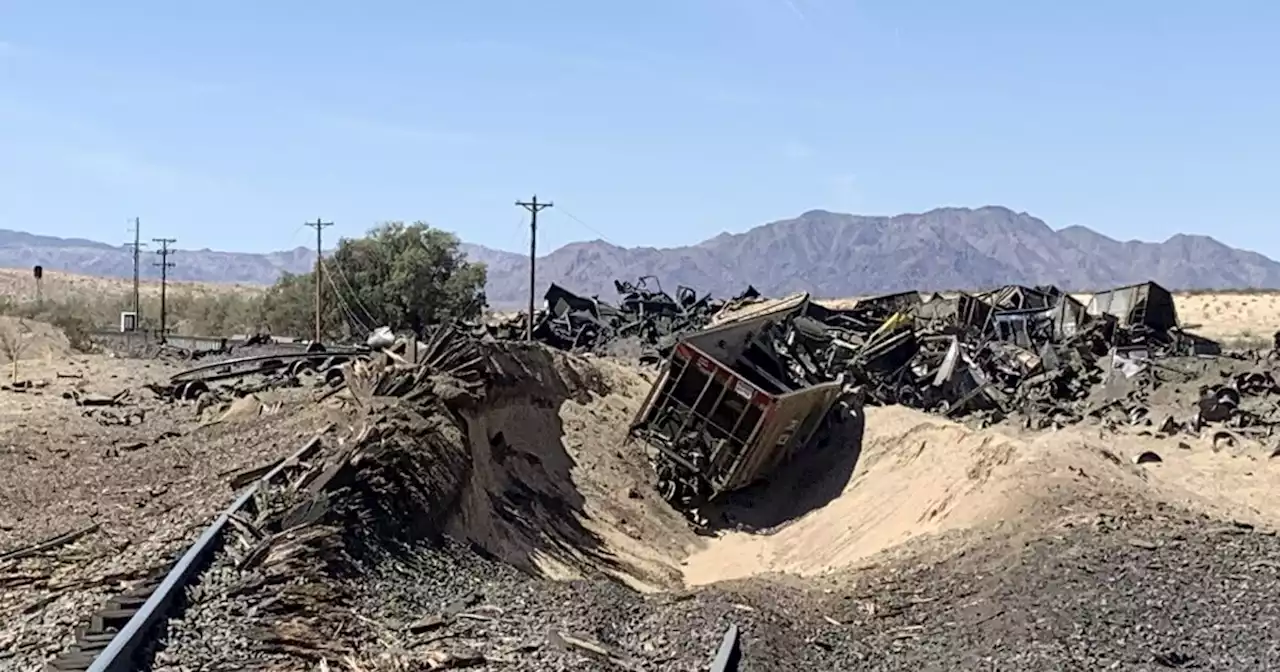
[304,218,333,344]
[124,218,145,328]
[153,238,176,341]
[515,195,553,341]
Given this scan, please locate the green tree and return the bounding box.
[260,222,486,340]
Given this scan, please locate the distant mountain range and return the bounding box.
[0,229,314,287]
[5,206,1279,307]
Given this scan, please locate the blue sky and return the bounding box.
[1,1,1277,259]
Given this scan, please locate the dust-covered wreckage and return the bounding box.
[618,279,1226,514]
[627,295,848,511]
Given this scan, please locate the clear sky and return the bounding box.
[1,1,1276,259]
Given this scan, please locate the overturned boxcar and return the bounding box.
[628,295,847,512]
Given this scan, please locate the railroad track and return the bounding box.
[167,349,362,401]
[47,432,328,672]
[44,413,745,669]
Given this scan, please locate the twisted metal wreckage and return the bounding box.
[480,276,761,363]
[614,280,1233,515]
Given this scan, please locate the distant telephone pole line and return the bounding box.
[125,218,145,328]
[305,218,333,344]
[153,238,176,340]
[515,195,553,342]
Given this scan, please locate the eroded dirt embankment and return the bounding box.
[438,346,700,591]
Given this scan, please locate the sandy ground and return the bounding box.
[683,404,1280,585]
[4,306,1280,668]
[1169,292,1280,344]
[0,267,260,306]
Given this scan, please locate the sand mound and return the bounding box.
[443,346,699,591]
[683,406,1174,585]
[0,316,72,362]
[306,337,698,592]
[683,399,1280,585]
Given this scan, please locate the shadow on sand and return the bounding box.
[700,407,866,533]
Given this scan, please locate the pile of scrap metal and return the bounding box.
[1091,363,1280,446]
[627,280,1229,516]
[782,281,1223,428]
[483,276,760,363]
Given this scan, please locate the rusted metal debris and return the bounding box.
[803,281,1223,425]
[482,276,760,364]
[625,280,1266,515]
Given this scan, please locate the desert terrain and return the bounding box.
[0,267,261,306]
[1,286,1279,671]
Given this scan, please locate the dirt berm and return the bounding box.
[424,345,701,591]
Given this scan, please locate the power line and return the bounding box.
[515,195,553,342]
[153,238,176,341]
[321,259,371,336]
[304,218,333,344]
[327,255,378,327]
[556,207,614,244]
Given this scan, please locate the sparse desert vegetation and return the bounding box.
[0,222,485,344]
[0,267,266,341]
[1173,289,1280,346]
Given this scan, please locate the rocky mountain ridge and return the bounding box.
[4,206,1277,306]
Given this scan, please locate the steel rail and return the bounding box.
[84,431,327,672]
[710,623,742,671]
[169,350,359,384]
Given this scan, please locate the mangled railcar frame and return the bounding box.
[628,295,845,511]
[1087,281,1221,356]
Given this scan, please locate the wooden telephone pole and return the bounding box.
[515,196,553,341]
[153,238,176,340]
[125,218,145,328]
[305,219,333,344]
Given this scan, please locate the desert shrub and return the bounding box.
[260,221,487,340]
[0,299,99,352]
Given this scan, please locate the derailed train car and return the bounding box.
[628,295,848,512]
